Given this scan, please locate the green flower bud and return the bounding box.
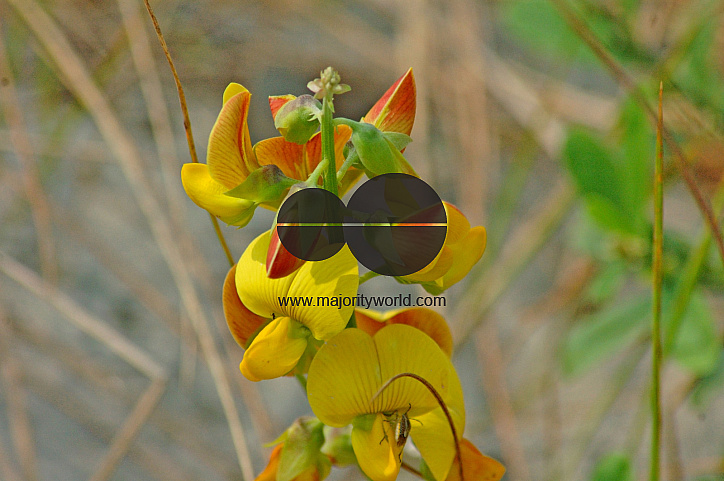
[274,95,322,144]
[278,418,331,481]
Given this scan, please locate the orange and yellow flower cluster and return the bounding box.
[181,68,503,481]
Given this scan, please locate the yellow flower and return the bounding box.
[401,202,487,295]
[182,83,261,226]
[307,324,465,481]
[233,231,358,381]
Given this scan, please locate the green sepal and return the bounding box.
[221,204,258,229]
[321,425,357,466]
[383,131,413,151]
[278,418,329,481]
[225,165,297,203]
[336,119,417,177]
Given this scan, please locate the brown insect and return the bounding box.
[381,403,420,452]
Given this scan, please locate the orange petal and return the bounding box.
[254,136,306,180]
[355,308,452,357]
[207,84,259,188]
[363,68,416,136]
[255,444,283,481]
[269,94,296,120]
[223,264,268,348]
[304,125,353,174]
[445,439,505,481]
[266,226,306,279]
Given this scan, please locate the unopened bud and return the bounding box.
[273,95,321,144]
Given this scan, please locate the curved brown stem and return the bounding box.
[142,0,234,267]
[372,372,464,481]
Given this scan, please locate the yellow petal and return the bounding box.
[445,439,505,481]
[286,247,358,340]
[402,246,454,282]
[235,231,358,340]
[208,84,258,189]
[363,68,416,137]
[351,413,401,481]
[443,202,472,245]
[181,163,256,226]
[307,329,380,426]
[240,316,308,382]
[410,359,465,481]
[307,325,452,426]
[438,226,487,290]
[223,264,268,348]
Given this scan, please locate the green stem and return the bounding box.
[337,149,359,182]
[306,157,328,187]
[650,82,664,481]
[321,97,338,196]
[359,271,380,285]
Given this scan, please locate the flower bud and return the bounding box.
[337,119,417,176]
[273,95,321,144]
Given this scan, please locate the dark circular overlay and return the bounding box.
[277,188,346,261]
[276,174,447,276]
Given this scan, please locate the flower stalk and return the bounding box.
[650,81,664,481]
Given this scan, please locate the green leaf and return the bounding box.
[563,296,649,377]
[591,453,634,481]
[584,261,626,304]
[617,97,652,222]
[665,291,720,376]
[501,0,589,61]
[691,351,724,408]
[563,128,639,234]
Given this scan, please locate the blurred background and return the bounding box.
[1,0,723,480]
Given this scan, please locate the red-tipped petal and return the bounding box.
[269,94,296,120]
[266,226,306,279]
[223,264,268,347]
[362,68,416,136]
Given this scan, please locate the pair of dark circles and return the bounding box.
[276,173,447,276]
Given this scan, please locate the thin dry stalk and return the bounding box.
[475,322,531,481]
[449,0,492,225]
[89,377,168,481]
[393,0,432,180]
[0,23,57,283]
[0,308,38,481]
[4,2,255,477]
[0,435,22,481]
[0,252,169,481]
